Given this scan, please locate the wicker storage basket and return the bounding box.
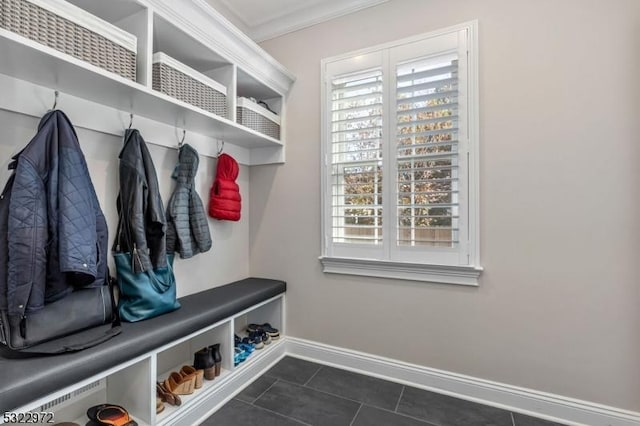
[236,97,280,140]
[152,52,227,118]
[0,0,137,81]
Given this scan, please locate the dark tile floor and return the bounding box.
[202,356,567,426]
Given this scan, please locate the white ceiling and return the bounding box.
[205,0,389,42]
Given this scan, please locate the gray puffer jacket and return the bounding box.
[166,144,212,258]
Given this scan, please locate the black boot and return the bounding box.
[194,347,215,380]
[209,343,222,376]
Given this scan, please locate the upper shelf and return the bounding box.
[65,0,146,23]
[153,14,231,75]
[0,28,282,149]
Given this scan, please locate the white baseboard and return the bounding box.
[284,337,640,426]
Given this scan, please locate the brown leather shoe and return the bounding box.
[157,382,181,406]
[156,397,165,414]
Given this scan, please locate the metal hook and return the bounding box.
[217,140,224,157]
[51,91,59,111]
[128,113,134,130]
[179,129,186,148]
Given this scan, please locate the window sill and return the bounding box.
[318,256,482,286]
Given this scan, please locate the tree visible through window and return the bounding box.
[331,70,383,245]
[396,55,459,248]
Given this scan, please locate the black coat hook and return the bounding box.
[50,91,59,111]
[179,129,186,147]
[128,113,134,129]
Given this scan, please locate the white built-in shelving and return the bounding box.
[0,0,294,165]
[9,295,285,426]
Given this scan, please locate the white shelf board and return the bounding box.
[233,338,284,374]
[65,0,146,25]
[0,29,282,150]
[155,338,284,425]
[237,67,281,100]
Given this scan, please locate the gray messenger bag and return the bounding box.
[0,166,121,355]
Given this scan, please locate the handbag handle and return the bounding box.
[113,195,129,252]
[114,195,144,272]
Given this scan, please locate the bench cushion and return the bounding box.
[0,277,285,412]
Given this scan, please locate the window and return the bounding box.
[320,22,481,285]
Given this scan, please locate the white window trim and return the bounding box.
[320,21,481,286]
[319,256,483,286]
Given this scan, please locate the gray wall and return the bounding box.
[0,109,249,298]
[251,0,640,411]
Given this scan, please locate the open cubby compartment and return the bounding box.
[232,295,284,368]
[64,0,153,86]
[152,13,233,119]
[155,320,233,424]
[237,67,283,118]
[12,357,153,426]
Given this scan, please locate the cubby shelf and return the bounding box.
[155,338,283,425]
[0,29,283,150]
[156,367,233,425]
[233,338,285,373]
[0,0,294,165]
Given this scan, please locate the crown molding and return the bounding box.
[249,0,390,42]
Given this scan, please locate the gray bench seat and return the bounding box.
[0,277,286,412]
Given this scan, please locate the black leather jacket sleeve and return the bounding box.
[117,130,167,273]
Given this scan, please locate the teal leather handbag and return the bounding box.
[113,251,180,322]
[112,204,180,322]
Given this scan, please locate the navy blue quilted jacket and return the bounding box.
[7,111,108,317]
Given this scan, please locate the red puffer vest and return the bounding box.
[209,153,241,221]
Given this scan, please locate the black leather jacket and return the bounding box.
[114,129,167,273]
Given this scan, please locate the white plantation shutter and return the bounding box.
[395,55,460,248]
[321,25,479,278]
[330,69,384,246]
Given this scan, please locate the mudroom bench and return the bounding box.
[0,277,286,426]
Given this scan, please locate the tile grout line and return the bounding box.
[282,377,367,406]
[275,373,407,414]
[394,385,405,413]
[302,365,323,387]
[235,397,312,426]
[348,403,363,426]
[248,374,368,426]
[273,376,434,424]
[250,377,280,405]
[511,411,516,426]
[361,403,439,426]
